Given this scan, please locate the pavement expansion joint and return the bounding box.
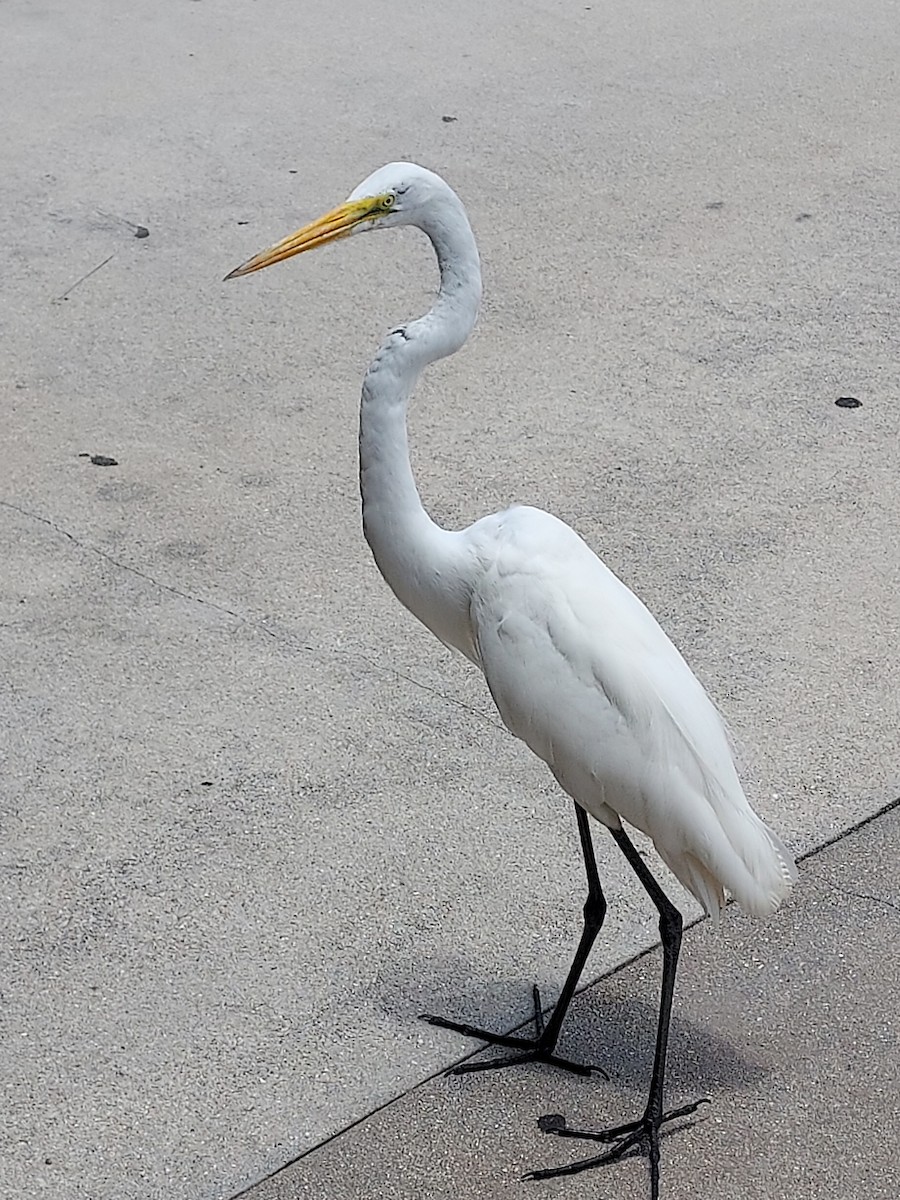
[0,495,504,729]
[225,793,900,1200]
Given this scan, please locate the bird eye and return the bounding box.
[382,193,396,210]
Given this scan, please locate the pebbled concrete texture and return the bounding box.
[0,0,898,1199]
[242,804,900,1200]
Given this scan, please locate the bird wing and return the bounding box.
[466,505,795,916]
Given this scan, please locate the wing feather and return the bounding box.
[468,506,796,917]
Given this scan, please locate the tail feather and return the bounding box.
[646,698,798,918]
[729,811,798,916]
[676,853,726,923]
[657,793,797,920]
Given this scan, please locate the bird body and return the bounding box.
[309,163,794,923]
[371,490,794,921]
[228,161,797,1195]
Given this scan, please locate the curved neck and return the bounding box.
[358,186,481,649]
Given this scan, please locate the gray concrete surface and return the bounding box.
[0,0,897,1198]
[243,802,900,1200]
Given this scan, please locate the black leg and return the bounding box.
[529,825,709,1197]
[541,804,607,1046]
[421,802,608,1078]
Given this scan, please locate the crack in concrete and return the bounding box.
[0,497,255,622]
[796,796,900,861]
[0,498,507,736]
[842,889,900,916]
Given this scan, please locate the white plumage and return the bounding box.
[465,504,795,919]
[228,160,797,1197]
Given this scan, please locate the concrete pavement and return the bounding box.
[242,801,900,1200]
[1,0,898,1198]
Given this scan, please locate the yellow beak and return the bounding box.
[225,196,384,280]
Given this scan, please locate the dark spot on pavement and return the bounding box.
[705,200,725,210]
[89,455,118,467]
[441,115,458,123]
[163,540,207,560]
[134,225,149,239]
[835,396,862,409]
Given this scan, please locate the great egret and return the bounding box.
[227,163,797,1196]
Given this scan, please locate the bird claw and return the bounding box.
[450,1046,599,1078]
[526,1098,712,1181]
[419,991,606,1079]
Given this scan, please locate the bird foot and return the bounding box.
[420,985,606,1078]
[525,1098,710,1184]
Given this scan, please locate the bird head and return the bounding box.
[225,162,443,280]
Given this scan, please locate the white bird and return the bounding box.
[227,162,797,1197]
